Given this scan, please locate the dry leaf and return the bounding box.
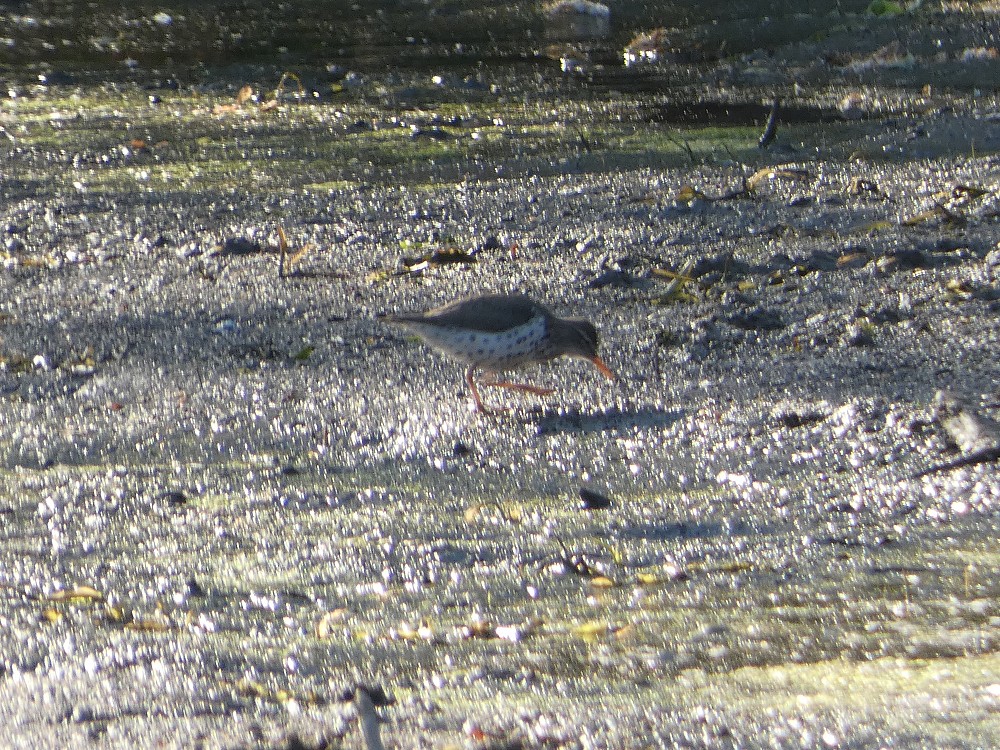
[126,617,172,633]
[612,623,636,639]
[573,621,609,641]
[945,279,974,297]
[393,623,419,640]
[746,167,811,192]
[277,225,315,278]
[902,206,948,226]
[316,608,350,639]
[48,585,104,603]
[675,185,708,203]
[847,177,881,196]
[716,561,753,573]
[460,618,495,639]
[837,250,872,269]
[860,220,893,233]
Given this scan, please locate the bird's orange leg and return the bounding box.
[484,380,555,396]
[465,366,494,414]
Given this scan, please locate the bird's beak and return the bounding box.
[590,356,616,381]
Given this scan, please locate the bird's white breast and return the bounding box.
[419,316,549,371]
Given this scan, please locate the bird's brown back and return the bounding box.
[404,294,546,333]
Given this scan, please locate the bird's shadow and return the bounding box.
[529,406,684,434]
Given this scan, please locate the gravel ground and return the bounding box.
[2,3,1000,749]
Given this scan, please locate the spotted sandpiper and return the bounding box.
[385,293,616,413]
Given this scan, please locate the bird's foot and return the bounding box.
[470,397,509,416]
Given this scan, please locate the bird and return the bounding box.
[384,293,615,414]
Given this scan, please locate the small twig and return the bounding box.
[273,71,305,101]
[666,131,696,165]
[356,688,388,750]
[758,97,780,148]
[343,685,394,750]
[278,225,289,278]
[277,224,313,279]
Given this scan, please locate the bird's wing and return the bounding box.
[418,295,543,332]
